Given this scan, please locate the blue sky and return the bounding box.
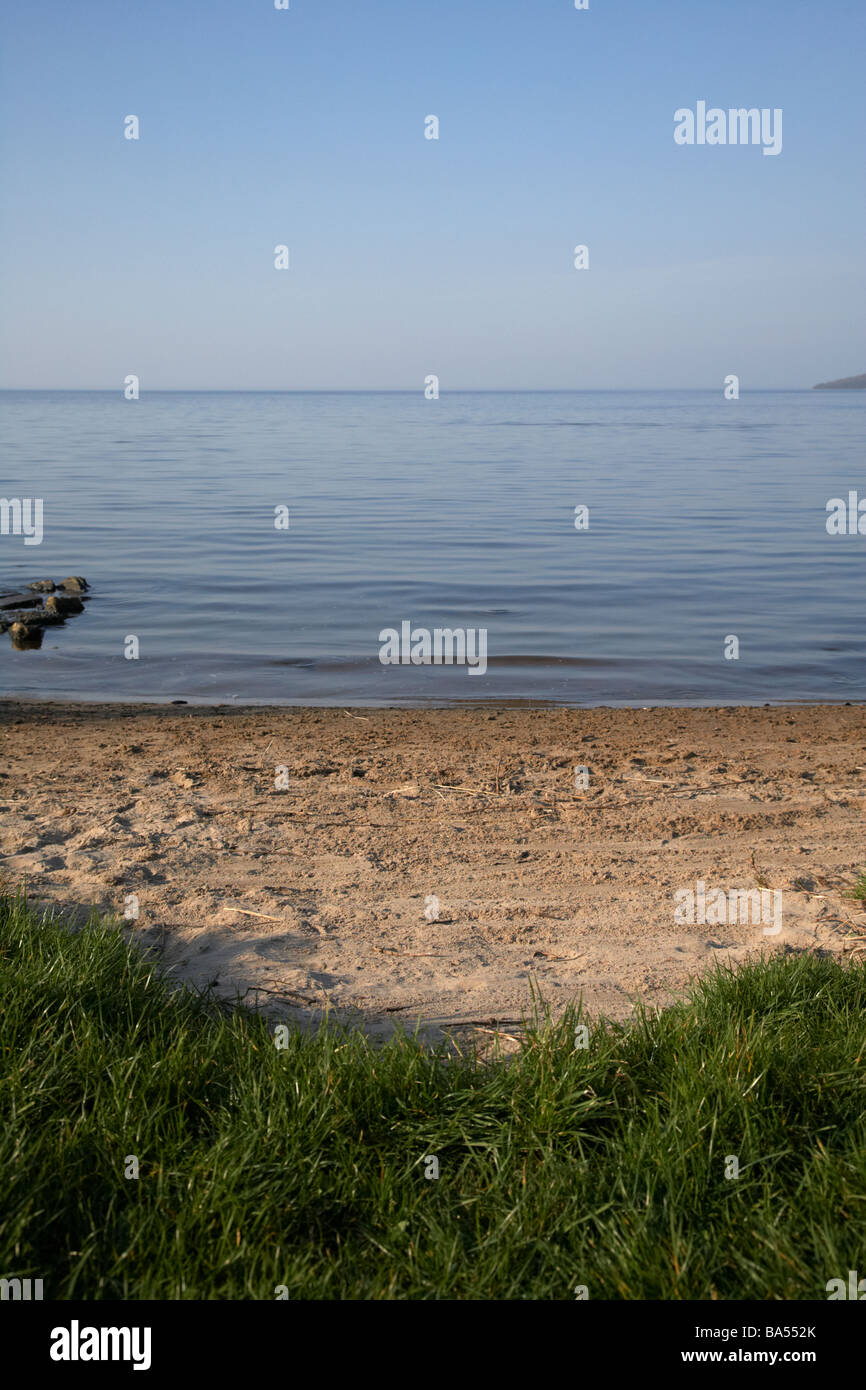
[1,0,864,388]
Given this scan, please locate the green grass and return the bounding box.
[846,871,866,903]
[1,890,865,1300]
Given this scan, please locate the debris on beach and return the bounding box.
[0,577,91,648]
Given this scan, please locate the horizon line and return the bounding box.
[0,385,827,394]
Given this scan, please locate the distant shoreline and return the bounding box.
[813,372,866,389]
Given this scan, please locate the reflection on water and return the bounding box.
[1,390,863,705]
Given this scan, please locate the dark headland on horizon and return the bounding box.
[813,372,866,389]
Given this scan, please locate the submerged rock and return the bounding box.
[10,621,45,648]
[3,575,91,645]
[3,607,64,627]
[45,594,84,617]
[0,592,43,611]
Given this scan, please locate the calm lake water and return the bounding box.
[1,390,863,705]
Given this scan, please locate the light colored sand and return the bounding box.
[2,701,864,1043]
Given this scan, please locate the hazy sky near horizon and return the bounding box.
[1,0,864,390]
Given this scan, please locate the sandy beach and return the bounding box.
[2,700,864,1042]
